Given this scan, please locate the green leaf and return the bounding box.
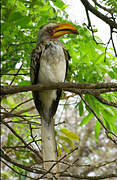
[59,142,70,153]
[57,143,62,157]
[8,11,23,22]
[78,101,84,116]
[60,128,80,141]
[7,133,14,146]
[52,0,66,9]
[80,113,93,126]
[59,136,74,149]
[18,80,30,86]
[103,118,111,130]
[111,123,117,134]
[15,16,30,27]
[6,96,15,108]
[101,106,116,123]
[95,120,101,140]
[95,53,105,64]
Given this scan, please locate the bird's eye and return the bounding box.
[47,28,52,33]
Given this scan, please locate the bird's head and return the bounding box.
[37,23,78,42]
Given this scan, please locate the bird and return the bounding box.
[30,23,78,173]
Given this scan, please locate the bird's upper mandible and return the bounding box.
[37,23,79,43]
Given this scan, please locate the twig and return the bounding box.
[60,172,117,179]
[1,106,35,120]
[1,121,43,159]
[29,123,41,151]
[111,29,117,56]
[5,119,40,125]
[1,160,36,180]
[92,0,114,14]
[10,98,33,113]
[1,73,29,76]
[39,146,78,179]
[95,94,117,108]
[3,139,41,150]
[1,149,117,179]
[9,64,23,86]
[85,7,98,44]
[1,149,44,174]
[80,0,117,29]
[104,27,112,62]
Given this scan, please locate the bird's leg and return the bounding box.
[41,117,58,177]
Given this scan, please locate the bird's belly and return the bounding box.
[39,90,56,109]
[38,52,66,110]
[39,58,66,84]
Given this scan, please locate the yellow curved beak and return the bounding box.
[51,23,79,39]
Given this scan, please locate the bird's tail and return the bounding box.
[41,117,58,175]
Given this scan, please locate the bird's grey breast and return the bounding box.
[39,41,66,84]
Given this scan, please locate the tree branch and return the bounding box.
[95,94,117,108]
[1,149,45,174]
[9,64,23,86]
[2,149,117,179]
[60,172,117,179]
[39,146,79,179]
[1,82,117,95]
[1,160,35,180]
[1,121,43,160]
[92,0,114,14]
[1,105,35,120]
[80,0,117,29]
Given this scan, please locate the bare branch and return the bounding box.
[81,0,117,57]
[1,106,35,120]
[29,123,41,152]
[1,73,29,76]
[92,0,114,14]
[1,82,117,95]
[9,98,33,113]
[1,121,43,160]
[60,172,117,179]
[2,151,117,179]
[95,94,117,108]
[9,64,23,86]
[1,149,44,174]
[111,30,117,56]
[39,146,79,179]
[1,160,36,180]
[80,0,117,29]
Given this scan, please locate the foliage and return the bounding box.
[1,0,117,179]
[102,0,117,12]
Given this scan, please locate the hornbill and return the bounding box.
[30,23,78,172]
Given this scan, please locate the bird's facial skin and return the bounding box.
[48,23,79,39]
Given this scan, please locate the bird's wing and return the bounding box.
[30,45,44,115]
[63,47,71,77]
[30,45,42,85]
[30,42,70,118]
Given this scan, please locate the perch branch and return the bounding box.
[1,82,117,95]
